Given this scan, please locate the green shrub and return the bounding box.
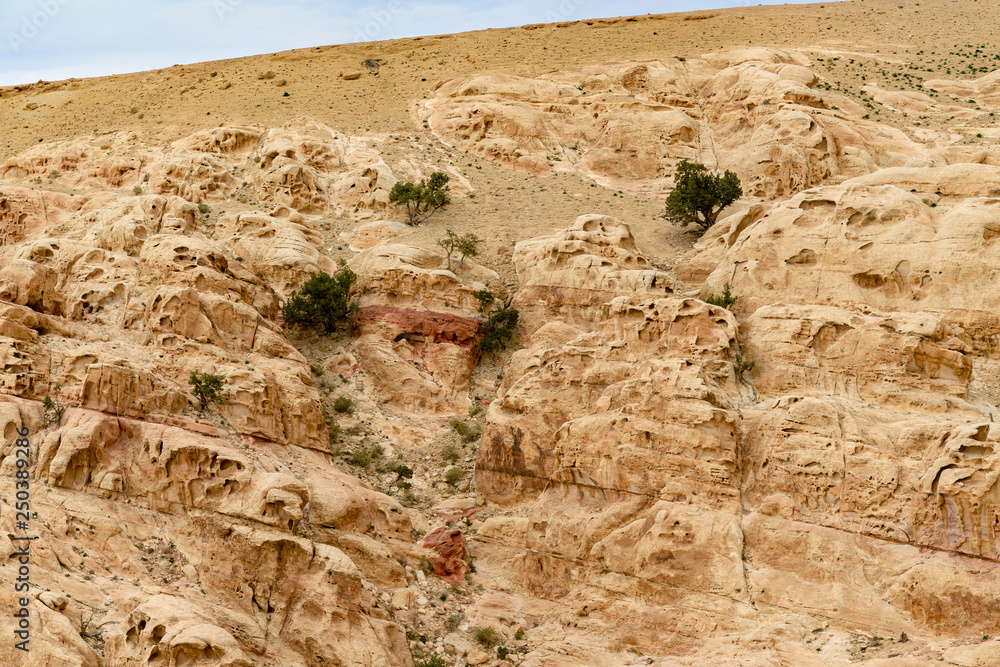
[441,443,460,465]
[282,265,358,333]
[333,396,354,414]
[390,171,451,225]
[472,289,495,313]
[388,461,413,481]
[189,372,225,410]
[42,384,66,425]
[345,444,384,469]
[132,186,143,195]
[473,626,502,648]
[323,410,341,451]
[733,344,755,383]
[479,308,519,355]
[449,418,481,443]
[444,466,463,486]
[703,282,738,310]
[663,159,742,234]
[197,203,211,216]
[415,656,447,667]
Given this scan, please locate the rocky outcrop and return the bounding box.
[511,214,676,335]
[474,210,1000,662]
[0,126,437,666]
[420,49,946,200]
[349,244,497,415]
[0,396,414,667]
[690,170,1000,355]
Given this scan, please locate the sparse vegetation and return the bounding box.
[472,288,496,313]
[703,282,738,309]
[441,443,461,465]
[437,229,482,271]
[282,264,358,333]
[189,372,226,411]
[415,656,447,667]
[478,308,519,355]
[449,418,481,443]
[322,407,341,451]
[473,626,502,649]
[43,383,65,425]
[733,344,755,383]
[345,443,385,469]
[390,171,451,225]
[663,159,743,234]
[444,466,464,486]
[197,203,211,216]
[388,461,413,483]
[333,396,355,414]
[132,186,143,195]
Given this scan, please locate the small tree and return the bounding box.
[455,232,481,268]
[189,372,225,411]
[437,229,482,271]
[282,263,358,333]
[390,171,451,225]
[663,159,742,234]
[703,282,738,310]
[43,382,65,426]
[472,288,495,313]
[479,308,519,355]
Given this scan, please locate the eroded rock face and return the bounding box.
[0,121,471,220]
[511,214,676,335]
[692,169,1000,343]
[473,211,1000,661]
[420,49,940,200]
[349,243,498,415]
[0,126,427,666]
[0,397,414,667]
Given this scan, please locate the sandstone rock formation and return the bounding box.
[6,24,1000,666]
[511,214,677,334]
[419,48,968,200]
[0,126,434,666]
[473,209,1000,664]
[350,243,498,416]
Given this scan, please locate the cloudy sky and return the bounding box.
[1,0,827,86]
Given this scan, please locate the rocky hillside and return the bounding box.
[4,2,1000,666]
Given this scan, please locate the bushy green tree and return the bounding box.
[663,160,742,233]
[479,308,519,355]
[282,264,358,333]
[390,172,451,225]
[472,288,495,313]
[189,372,226,411]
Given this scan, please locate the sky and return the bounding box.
[0,0,831,86]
